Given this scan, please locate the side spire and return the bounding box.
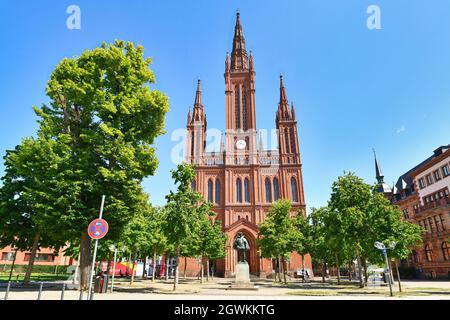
[278,75,291,119]
[373,148,384,183]
[192,79,204,121]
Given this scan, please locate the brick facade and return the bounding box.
[182,12,311,278]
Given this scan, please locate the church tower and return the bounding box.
[182,11,311,278]
[225,11,258,165]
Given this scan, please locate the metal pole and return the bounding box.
[110,249,117,293]
[37,282,43,300]
[60,283,66,300]
[4,281,11,300]
[78,288,84,300]
[87,195,106,300]
[383,250,393,297]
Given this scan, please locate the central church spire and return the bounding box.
[231,11,249,70]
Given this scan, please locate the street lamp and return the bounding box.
[374,241,396,297]
[108,244,122,293]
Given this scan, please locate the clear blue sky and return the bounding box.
[1,1,450,212]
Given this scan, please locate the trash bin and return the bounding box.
[102,275,109,293]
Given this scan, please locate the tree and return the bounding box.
[328,172,372,288]
[258,200,302,284]
[0,40,169,290]
[163,163,206,291]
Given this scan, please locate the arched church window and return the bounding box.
[442,242,449,261]
[425,244,433,262]
[242,86,248,131]
[191,180,196,191]
[291,177,299,202]
[273,178,280,201]
[244,178,250,202]
[236,178,242,203]
[290,128,296,154]
[215,179,221,205]
[265,178,272,203]
[235,85,241,129]
[208,179,213,203]
[284,129,290,153]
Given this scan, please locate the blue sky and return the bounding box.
[1,0,450,211]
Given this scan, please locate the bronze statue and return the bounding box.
[233,232,250,263]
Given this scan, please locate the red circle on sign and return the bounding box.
[88,218,109,240]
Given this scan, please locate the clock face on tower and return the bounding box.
[236,139,247,150]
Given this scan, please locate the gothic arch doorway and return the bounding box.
[232,229,259,276]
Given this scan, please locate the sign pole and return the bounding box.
[87,195,106,300]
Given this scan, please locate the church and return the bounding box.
[182,12,312,278]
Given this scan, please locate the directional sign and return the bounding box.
[88,218,109,240]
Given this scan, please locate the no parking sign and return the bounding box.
[88,218,109,240]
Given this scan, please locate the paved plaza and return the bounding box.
[2,277,450,300]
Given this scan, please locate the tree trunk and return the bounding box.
[165,255,170,281]
[363,257,368,287]
[78,232,91,290]
[356,254,364,288]
[335,253,341,285]
[173,246,180,291]
[277,257,282,282]
[130,254,136,285]
[106,251,112,276]
[142,256,147,278]
[8,246,18,282]
[200,258,204,284]
[282,257,287,284]
[395,259,402,292]
[184,257,187,280]
[23,232,40,285]
[348,262,352,281]
[206,260,210,282]
[151,251,157,283]
[127,252,132,276]
[321,260,326,283]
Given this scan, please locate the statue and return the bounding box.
[233,232,250,263]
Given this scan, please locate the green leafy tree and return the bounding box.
[258,200,302,283]
[163,163,205,291]
[0,40,168,290]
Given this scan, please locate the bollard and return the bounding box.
[79,289,84,300]
[60,283,66,300]
[4,281,11,300]
[37,282,43,300]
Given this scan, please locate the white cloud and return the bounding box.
[396,125,406,134]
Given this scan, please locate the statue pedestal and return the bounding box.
[227,262,258,291]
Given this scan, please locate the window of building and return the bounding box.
[425,245,433,262]
[265,178,272,203]
[284,129,290,154]
[1,252,15,261]
[428,217,434,233]
[215,179,221,205]
[442,242,449,261]
[402,209,409,220]
[290,129,296,154]
[242,87,248,131]
[208,179,213,203]
[244,178,250,203]
[412,250,418,263]
[273,178,280,201]
[234,86,241,130]
[191,180,196,191]
[418,178,426,189]
[425,174,433,186]
[433,169,441,181]
[24,253,54,262]
[442,164,450,177]
[439,214,446,230]
[236,178,242,203]
[291,177,299,203]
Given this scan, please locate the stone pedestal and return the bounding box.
[227,262,258,290]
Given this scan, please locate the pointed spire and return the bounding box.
[373,148,384,183]
[249,51,254,70]
[278,75,291,119]
[231,11,249,70]
[225,52,230,72]
[187,107,191,125]
[291,102,296,119]
[192,79,204,121]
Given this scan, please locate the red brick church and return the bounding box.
[182,12,311,278]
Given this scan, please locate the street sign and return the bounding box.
[88,218,109,240]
